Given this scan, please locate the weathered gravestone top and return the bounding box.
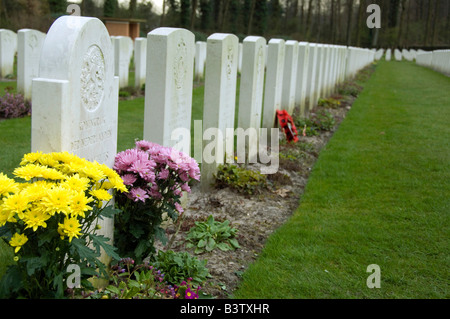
[0,29,17,78]
[17,29,46,100]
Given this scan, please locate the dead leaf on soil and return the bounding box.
[274,188,291,197]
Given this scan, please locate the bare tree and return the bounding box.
[190,0,198,30]
[305,0,314,40]
[345,0,354,46]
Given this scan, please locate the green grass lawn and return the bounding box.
[233,60,450,298]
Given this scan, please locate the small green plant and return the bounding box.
[318,97,341,109]
[294,110,335,136]
[151,250,210,288]
[94,258,173,299]
[311,110,336,131]
[338,81,363,97]
[214,164,269,195]
[186,215,240,254]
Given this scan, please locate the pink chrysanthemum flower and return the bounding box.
[121,173,137,186]
[128,187,149,202]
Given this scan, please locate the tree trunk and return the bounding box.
[129,0,137,17]
[160,0,166,26]
[355,0,365,47]
[316,0,322,43]
[305,0,314,40]
[397,0,407,47]
[430,0,439,46]
[330,0,335,43]
[336,0,341,43]
[345,0,354,46]
[404,0,411,47]
[190,0,198,30]
[220,0,231,31]
[247,0,256,34]
[423,0,432,45]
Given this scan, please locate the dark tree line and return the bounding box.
[1,0,448,48]
[160,0,449,48]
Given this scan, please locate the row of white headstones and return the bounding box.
[415,49,450,76]
[2,16,376,249]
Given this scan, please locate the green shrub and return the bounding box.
[186,215,240,254]
[214,164,269,195]
[151,250,210,288]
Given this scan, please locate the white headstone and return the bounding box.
[262,39,285,129]
[402,49,413,61]
[237,36,266,163]
[295,42,309,117]
[143,28,195,155]
[306,43,318,113]
[201,33,238,190]
[321,45,331,97]
[31,16,119,257]
[113,36,133,88]
[0,29,17,78]
[385,48,392,61]
[314,44,325,106]
[195,41,207,81]
[375,48,384,60]
[134,37,147,89]
[17,29,46,100]
[281,40,299,114]
[327,45,336,95]
[394,48,402,61]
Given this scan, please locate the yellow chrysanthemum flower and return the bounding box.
[13,164,44,181]
[81,164,106,183]
[40,166,66,180]
[9,233,28,253]
[108,175,128,193]
[70,191,94,218]
[23,208,51,231]
[58,217,82,242]
[62,174,91,192]
[89,189,112,202]
[1,192,30,219]
[35,153,58,168]
[21,181,53,201]
[0,173,20,196]
[19,151,43,166]
[41,186,73,216]
[0,209,17,226]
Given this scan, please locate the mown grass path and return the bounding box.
[234,61,450,298]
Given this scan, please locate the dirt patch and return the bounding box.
[156,103,353,299]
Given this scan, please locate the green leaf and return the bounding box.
[90,234,120,261]
[99,205,122,219]
[22,256,46,276]
[72,238,99,260]
[205,238,216,252]
[106,285,121,295]
[229,238,240,249]
[197,238,207,248]
[217,242,231,251]
[0,225,11,239]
